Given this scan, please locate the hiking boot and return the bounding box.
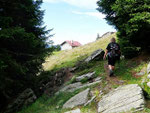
[109,69,114,77]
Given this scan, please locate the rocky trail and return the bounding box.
[54,50,150,113]
[104,64,125,85]
[10,48,150,113]
[61,52,150,113]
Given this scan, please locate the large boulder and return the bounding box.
[63,88,90,109]
[76,72,95,82]
[6,88,37,113]
[85,49,104,62]
[98,84,145,113]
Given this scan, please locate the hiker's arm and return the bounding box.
[103,49,108,60]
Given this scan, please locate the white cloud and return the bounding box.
[43,0,59,3]
[72,11,105,20]
[43,0,99,9]
[63,0,98,9]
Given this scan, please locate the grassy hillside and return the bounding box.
[18,33,150,113]
[43,33,116,71]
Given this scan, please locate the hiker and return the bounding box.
[103,37,121,76]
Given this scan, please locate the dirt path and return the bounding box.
[104,64,125,85]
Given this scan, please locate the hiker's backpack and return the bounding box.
[109,43,120,58]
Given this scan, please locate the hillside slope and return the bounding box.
[43,33,116,71]
[18,33,150,113]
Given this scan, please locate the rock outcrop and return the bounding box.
[98,84,145,113]
[40,68,73,96]
[6,88,37,113]
[76,72,95,82]
[63,88,90,109]
[85,49,104,62]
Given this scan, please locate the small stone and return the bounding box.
[147,74,150,79]
[147,62,150,74]
[147,82,150,88]
[94,77,102,82]
[69,67,77,72]
[76,72,95,82]
[56,106,59,109]
[135,71,145,77]
[65,108,81,113]
[99,90,103,96]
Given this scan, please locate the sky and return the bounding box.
[42,0,116,45]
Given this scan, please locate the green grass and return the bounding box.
[19,58,150,113]
[115,59,144,84]
[18,32,150,113]
[43,33,116,71]
[18,89,86,113]
[18,83,102,113]
[80,102,97,113]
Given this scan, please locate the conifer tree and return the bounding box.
[97,0,150,58]
[0,0,53,109]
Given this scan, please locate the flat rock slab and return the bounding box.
[85,49,104,62]
[76,72,95,82]
[63,88,90,109]
[55,82,82,95]
[65,108,81,113]
[60,82,82,92]
[98,84,145,113]
[94,77,102,82]
[57,80,101,94]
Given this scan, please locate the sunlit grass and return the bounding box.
[18,90,82,113]
[19,52,150,113]
[43,33,116,71]
[18,32,150,113]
